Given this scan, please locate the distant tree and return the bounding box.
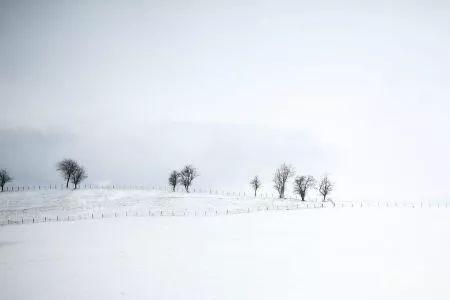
[179,165,198,193]
[273,163,295,199]
[293,175,316,201]
[0,169,13,192]
[318,176,334,201]
[168,170,180,192]
[250,176,261,197]
[71,165,87,189]
[57,159,79,188]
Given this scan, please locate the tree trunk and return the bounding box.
[254,189,257,197]
[66,177,70,188]
[1,185,3,192]
[172,186,175,192]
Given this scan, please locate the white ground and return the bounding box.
[2,206,450,300]
[0,189,326,224]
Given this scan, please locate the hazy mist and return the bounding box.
[2,0,450,202]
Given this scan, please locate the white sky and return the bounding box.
[1,0,450,202]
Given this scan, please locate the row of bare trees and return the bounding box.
[0,159,88,192]
[3,161,332,200]
[250,163,334,201]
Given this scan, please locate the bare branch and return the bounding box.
[0,169,13,192]
[70,165,87,189]
[293,175,316,201]
[318,175,334,202]
[168,170,180,192]
[179,165,198,193]
[57,159,79,188]
[250,175,261,197]
[273,163,295,199]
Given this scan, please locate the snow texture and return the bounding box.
[1,191,448,299]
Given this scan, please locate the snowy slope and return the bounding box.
[0,189,329,224]
[1,208,450,300]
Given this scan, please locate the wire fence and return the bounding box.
[0,201,335,226]
[0,183,313,200]
[1,184,449,227]
[2,199,449,227]
[1,184,146,192]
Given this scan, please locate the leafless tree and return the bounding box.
[57,159,79,188]
[71,165,87,189]
[293,175,316,201]
[168,170,179,192]
[179,165,198,193]
[318,175,334,202]
[250,175,261,197]
[273,163,295,199]
[0,169,13,192]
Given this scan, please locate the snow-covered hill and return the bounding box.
[0,189,332,225]
[1,208,450,300]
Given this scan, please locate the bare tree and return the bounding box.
[293,175,316,201]
[273,163,295,199]
[250,175,261,197]
[71,165,87,189]
[318,175,334,202]
[179,165,198,193]
[57,159,79,188]
[168,170,179,192]
[0,169,13,192]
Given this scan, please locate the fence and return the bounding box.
[1,184,146,192]
[2,199,449,227]
[0,183,312,201]
[1,184,449,227]
[0,201,335,226]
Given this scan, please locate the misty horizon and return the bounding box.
[2,0,450,202]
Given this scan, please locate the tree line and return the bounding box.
[250,163,333,201]
[1,160,334,201]
[0,159,88,192]
[167,163,334,201]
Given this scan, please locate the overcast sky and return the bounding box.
[1,0,450,202]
